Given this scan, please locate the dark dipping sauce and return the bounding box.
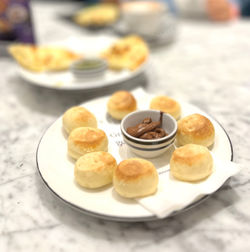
[126,112,168,139]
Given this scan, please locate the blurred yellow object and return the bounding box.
[74,4,119,27]
[8,44,82,72]
[101,35,149,71]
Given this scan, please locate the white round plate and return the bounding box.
[17,36,147,90]
[36,89,233,222]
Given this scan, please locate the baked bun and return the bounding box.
[113,158,158,198]
[74,151,117,189]
[170,144,213,182]
[150,96,181,120]
[68,127,108,160]
[177,113,215,147]
[107,91,137,120]
[63,106,97,134]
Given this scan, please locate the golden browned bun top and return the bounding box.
[108,91,137,111]
[171,144,210,166]
[178,114,214,139]
[64,106,96,123]
[69,127,106,148]
[76,151,117,171]
[150,95,180,113]
[115,158,156,181]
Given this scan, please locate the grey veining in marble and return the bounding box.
[0,1,250,252]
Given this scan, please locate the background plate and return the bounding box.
[17,35,147,90]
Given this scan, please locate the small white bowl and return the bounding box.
[70,58,107,79]
[121,110,177,158]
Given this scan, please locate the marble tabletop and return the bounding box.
[1,1,250,252]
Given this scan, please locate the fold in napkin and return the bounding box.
[136,154,241,219]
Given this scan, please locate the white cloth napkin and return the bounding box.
[136,154,241,218]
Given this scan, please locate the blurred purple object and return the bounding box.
[0,0,35,44]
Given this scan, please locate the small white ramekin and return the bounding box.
[70,58,107,79]
[121,110,177,158]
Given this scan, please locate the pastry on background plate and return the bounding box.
[177,113,215,147]
[170,144,213,182]
[107,90,137,120]
[8,44,82,72]
[63,106,97,134]
[113,158,159,198]
[68,127,108,160]
[73,3,119,27]
[74,151,117,189]
[101,35,149,71]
